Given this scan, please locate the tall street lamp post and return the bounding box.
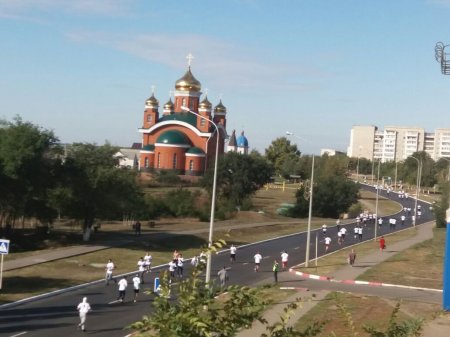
[435,41,450,310]
[286,131,314,267]
[411,156,421,227]
[181,106,219,285]
[374,159,381,240]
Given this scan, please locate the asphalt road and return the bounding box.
[0,185,435,337]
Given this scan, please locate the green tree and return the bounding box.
[265,137,300,177]
[202,152,273,208]
[434,181,449,228]
[0,116,60,228]
[58,143,143,239]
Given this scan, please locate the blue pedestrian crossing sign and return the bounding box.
[0,239,10,254]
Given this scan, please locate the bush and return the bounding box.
[347,202,363,218]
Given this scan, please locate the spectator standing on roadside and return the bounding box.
[132,274,141,302]
[230,244,237,263]
[77,297,91,332]
[379,236,386,252]
[254,251,263,272]
[134,221,141,236]
[217,266,229,288]
[272,260,280,283]
[348,249,357,267]
[117,276,128,302]
[105,259,116,285]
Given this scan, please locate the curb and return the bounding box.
[288,268,442,293]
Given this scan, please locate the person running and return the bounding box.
[144,252,152,272]
[217,266,229,288]
[322,224,327,235]
[348,249,357,267]
[177,254,184,278]
[379,236,386,252]
[324,236,332,252]
[254,251,263,272]
[378,217,383,228]
[169,259,177,279]
[137,257,145,283]
[105,259,116,285]
[190,255,199,267]
[273,260,280,283]
[337,230,342,245]
[336,219,341,231]
[132,274,141,302]
[230,244,237,263]
[281,251,289,270]
[353,225,359,239]
[340,227,347,242]
[134,221,141,236]
[117,276,128,302]
[77,297,91,332]
[358,225,363,241]
[401,214,406,226]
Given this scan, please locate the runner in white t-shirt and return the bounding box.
[324,237,332,252]
[281,251,289,270]
[254,252,263,272]
[230,244,237,263]
[132,274,141,302]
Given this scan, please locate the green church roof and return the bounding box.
[186,147,205,155]
[142,144,155,151]
[156,130,192,146]
[159,112,197,127]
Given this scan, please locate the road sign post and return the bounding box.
[0,239,10,289]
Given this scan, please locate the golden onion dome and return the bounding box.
[199,96,212,109]
[175,66,201,92]
[164,98,174,109]
[145,93,159,106]
[214,100,227,113]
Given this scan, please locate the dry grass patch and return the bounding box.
[294,292,440,337]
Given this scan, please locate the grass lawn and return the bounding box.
[294,292,440,337]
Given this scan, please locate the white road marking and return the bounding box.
[294,246,300,250]
[243,262,249,265]
[108,299,122,304]
[10,332,27,337]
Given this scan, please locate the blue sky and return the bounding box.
[1,0,450,154]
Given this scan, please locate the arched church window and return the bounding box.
[144,157,149,168]
[189,160,194,171]
[172,153,177,169]
[157,153,161,168]
[147,115,152,123]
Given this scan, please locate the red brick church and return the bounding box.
[138,58,228,175]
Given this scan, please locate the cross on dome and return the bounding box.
[186,53,194,67]
[204,88,208,96]
[151,85,156,94]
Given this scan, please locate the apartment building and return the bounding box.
[347,125,450,162]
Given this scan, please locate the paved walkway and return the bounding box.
[236,220,449,337]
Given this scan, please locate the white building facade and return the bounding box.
[347,125,450,162]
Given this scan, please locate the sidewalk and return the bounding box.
[236,220,448,337]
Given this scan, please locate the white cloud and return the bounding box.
[65,31,330,93]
